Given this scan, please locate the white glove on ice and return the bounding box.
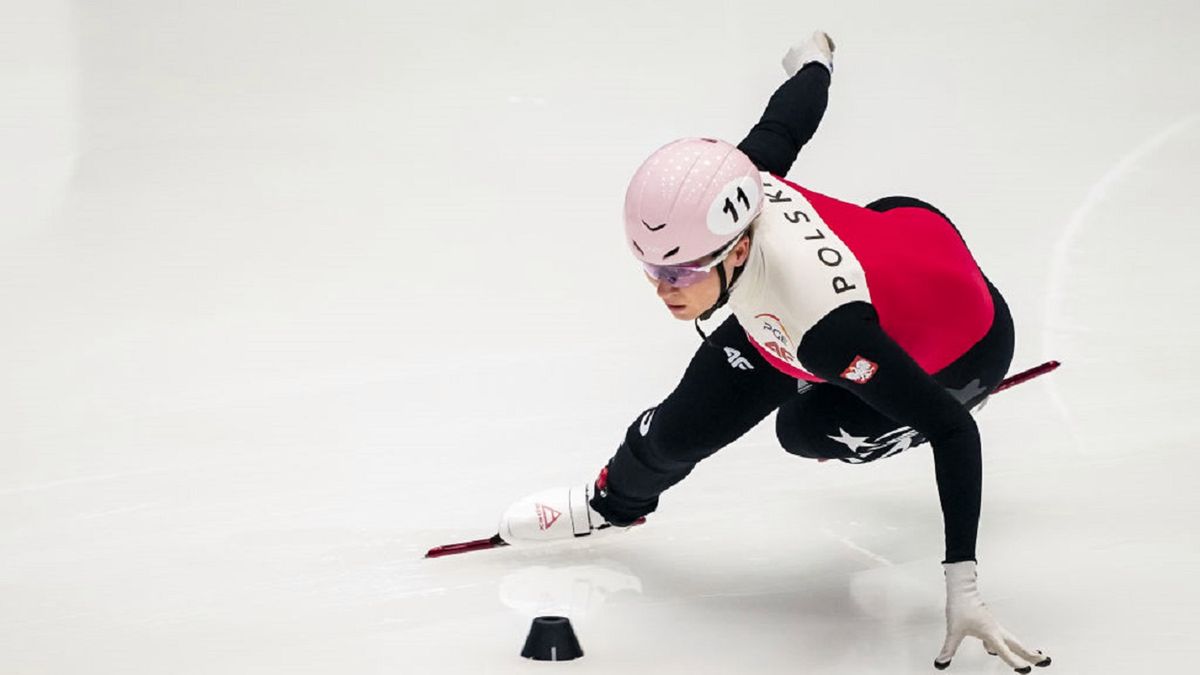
[498,483,624,545]
[782,30,835,77]
[936,561,1052,673]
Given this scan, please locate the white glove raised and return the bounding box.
[936,561,1052,673]
[498,483,628,545]
[782,30,835,77]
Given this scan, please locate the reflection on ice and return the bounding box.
[498,559,643,618]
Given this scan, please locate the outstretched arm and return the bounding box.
[738,32,835,176]
[796,301,982,563]
[797,302,1052,673]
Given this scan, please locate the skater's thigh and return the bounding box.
[774,384,916,463]
[641,317,797,459]
[932,279,1015,406]
[774,284,1014,464]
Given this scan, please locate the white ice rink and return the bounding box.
[4,1,1200,673]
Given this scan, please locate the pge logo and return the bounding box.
[754,313,793,347]
[755,313,795,362]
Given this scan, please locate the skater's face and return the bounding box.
[648,234,752,321]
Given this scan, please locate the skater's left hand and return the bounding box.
[935,561,1052,673]
[782,30,835,77]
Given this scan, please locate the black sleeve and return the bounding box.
[737,62,831,177]
[797,302,982,564]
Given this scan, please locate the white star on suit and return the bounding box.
[827,427,874,453]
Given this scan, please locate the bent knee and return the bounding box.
[775,408,849,460]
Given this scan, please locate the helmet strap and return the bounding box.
[695,260,747,344]
[692,229,751,344]
[696,261,729,323]
[693,317,716,347]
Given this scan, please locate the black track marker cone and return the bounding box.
[520,616,584,661]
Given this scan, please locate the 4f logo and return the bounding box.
[724,347,754,371]
[763,340,795,363]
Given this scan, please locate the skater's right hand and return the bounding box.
[782,30,835,77]
[935,561,1052,673]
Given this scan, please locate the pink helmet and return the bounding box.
[623,138,763,265]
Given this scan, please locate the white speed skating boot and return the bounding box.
[498,479,634,546]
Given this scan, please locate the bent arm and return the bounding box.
[738,62,831,177]
[798,302,982,563]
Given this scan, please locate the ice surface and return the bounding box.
[3,1,1199,673]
